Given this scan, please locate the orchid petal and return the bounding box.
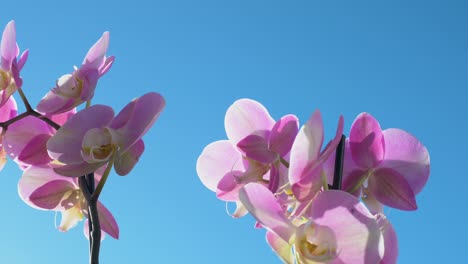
[239,183,295,242]
[196,140,245,192]
[18,133,52,166]
[268,114,299,157]
[369,168,417,211]
[1,21,18,71]
[99,56,115,76]
[82,32,109,70]
[97,202,119,239]
[114,139,144,176]
[216,173,244,201]
[47,105,114,164]
[266,231,294,264]
[308,190,383,264]
[237,134,277,164]
[230,201,249,218]
[29,180,75,210]
[17,49,28,71]
[49,107,76,126]
[0,95,16,122]
[349,113,385,168]
[381,128,430,194]
[378,216,398,264]
[53,161,107,177]
[36,90,76,115]
[224,99,275,144]
[59,206,84,232]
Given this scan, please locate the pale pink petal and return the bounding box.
[266,231,294,264]
[239,183,294,242]
[290,162,323,201]
[342,169,367,197]
[17,49,28,71]
[114,139,144,176]
[97,202,119,239]
[268,114,299,157]
[289,110,324,187]
[369,168,417,211]
[47,105,114,164]
[362,192,384,214]
[196,140,245,192]
[1,20,18,71]
[29,180,75,210]
[378,216,398,264]
[237,134,277,164]
[78,68,99,101]
[18,166,76,210]
[319,115,344,163]
[59,206,84,232]
[53,161,107,177]
[36,90,76,115]
[224,99,275,144]
[0,95,17,122]
[230,201,249,218]
[82,32,109,70]
[18,133,52,166]
[49,107,76,126]
[308,190,383,264]
[350,113,385,169]
[99,56,115,76]
[111,92,165,152]
[381,128,430,194]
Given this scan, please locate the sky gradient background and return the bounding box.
[0,0,466,263]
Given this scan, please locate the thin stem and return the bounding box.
[88,198,101,264]
[17,88,33,111]
[331,135,346,190]
[92,156,115,201]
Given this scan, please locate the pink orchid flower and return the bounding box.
[36,32,114,115]
[47,92,165,177]
[0,96,18,171]
[3,108,75,169]
[0,21,29,107]
[197,99,298,216]
[18,166,119,239]
[239,183,396,264]
[288,109,343,203]
[342,113,430,211]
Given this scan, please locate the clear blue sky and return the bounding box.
[0,0,466,263]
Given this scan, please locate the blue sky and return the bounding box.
[0,0,466,263]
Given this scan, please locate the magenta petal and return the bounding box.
[349,112,385,168]
[268,114,299,157]
[0,95,17,122]
[49,108,76,126]
[224,99,275,144]
[114,139,144,176]
[47,105,114,164]
[216,173,244,201]
[17,49,28,71]
[381,128,430,194]
[369,168,417,211]
[196,140,245,192]
[82,32,109,70]
[97,202,119,239]
[379,217,398,264]
[239,183,294,242]
[18,133,52,166]
[237,134,278,164]
[111,92,165,152]
[54,162,106,177]
[342,169,367,197]
[29,180,75,210]
[1,20,18,71]
[289,110,324,187]
[291,163,323,201]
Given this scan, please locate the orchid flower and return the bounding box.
[18,166,119,239]
[342,113,430,211]
[239,183,390,264]
[37,32,114,115]
[0,21,29,107]
[197,99,298,216]
[47,92,165,177]
[3,108,75,169]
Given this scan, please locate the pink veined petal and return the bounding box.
[1,20,18,71]
[196,140,245,192]
[18,166,76,210]
[349,112,385,169]
[47,105,114,164]
[53,161,107,177]
[378,216,398,264]
[18,133,52,166]
[237,134,278,164]
[307,190,383,264]
[216,172,244,201]
[268,114,299,157]
[28,180,75,210]
[114,139,145,176]
[239,183,295,242]
[82,32,109,70]
[111,92,165,152]
[3,116,50,163]
[289,109,324,187]
[369,168,417,211]
[224,98,275,144]
[381,128,430,195]
[0,95,17,122]
[17,49,28,71]
[97,201,119,239]
[266,231,294,264]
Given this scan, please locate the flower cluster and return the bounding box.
[196,99,430,263]
[0,21,165,240]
